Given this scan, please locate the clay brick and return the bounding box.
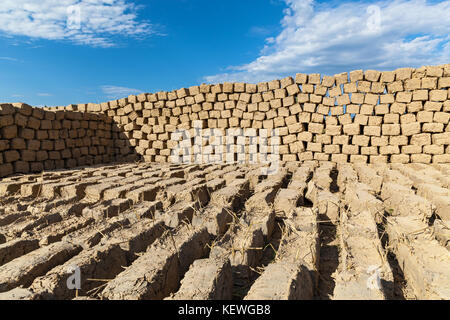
[411,133,431,146]
[1,125,17,139]
[349,70,363,82]
[343,123,360,135]
[396,92,412,103]
[391,154,410,163]
[382,124,400,136]
[363,126,381,136]
[423,123,444,133]
[389,135,408,146]
[411,154,431,163]
[412,90,428,101]
[401,122,421,136]
[379,145,400,155]
[342,145,359,155]
[421,77,437,89]
[429,90,447,102]
[434,112,450,124]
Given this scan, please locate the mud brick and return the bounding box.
[346,104,359,114]
[423,145,444,154]
[371,136,388,146]
[415,111,433,123]
[352,135,370,146]
[396,91,412,103]
[0,163,13,177]
[424,101,442,112]
[297,131,312,142]
[353,114,368,126]
[14,161,29,173]
[4,150,20,162]
[342,145,359,155]
[405,78,421,90]
[306,142,322,152]
[389,135,408,146]
[343,123,360,135]
[382,124,400,135]
[423,123,444,133]
[333,135,349,145]
[379,145,400,155]
[370,155,387,163]
[315,134,331,145]
[307,73,320,85]
[364,93,379,105]
[325,125,341,136]
[412,89,428,101]
[384,113,400,124]
[324,144,340,154]
[433,154,450,163]
[374,104,389,115]
[1,125,17,139]
[0,140,8,151]
[406,101,423,113]
[401,122,421,136]
[350,70,363,82]
[343,82,357,93]
[434,112,450,124]
[307,123,323,134]
[14,113,28,127]
[411,133,431,146]
[421,77,437,89]
[348,155,367,163]
[354,115,369,126]
[438,77,450,89]
[387,81,403,93]
[0,114,14,128]
[432,132,450,145]
[379,70,395,83]
[11,138,26,149]
[411,154,431,163]
[429,90,447,102]
[329,87,341,97]
[364,70,381,82]
[380,94,395,104]
[331,154,348,163]
[330,106,344,116]
[389,154,410,163]
[368,116,382,126]
[359,104,374,115]
[395,67,412,80]
[27,140,40,151]
[361,146,378,155]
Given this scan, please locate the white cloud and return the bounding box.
[0,56,19,61]
[37,93,52,97]
[0,0,153,47]
[205,0,450,83]
[101,85,142,99]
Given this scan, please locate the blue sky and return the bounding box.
[0,0,449,106]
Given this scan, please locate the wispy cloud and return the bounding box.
[205,0,450,83]
[0,56,19,61]
[101,85,142,99]
[0,0,155,47]
[37,93,52,97]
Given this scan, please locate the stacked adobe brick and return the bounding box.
[1,63,449,178]
[0,103,136,178]
[91,64,449,164]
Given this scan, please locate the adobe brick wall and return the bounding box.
[1,63,450,177]
[0,104,137,178]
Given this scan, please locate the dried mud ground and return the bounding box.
[0,161,449,300]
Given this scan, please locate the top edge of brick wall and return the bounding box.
[2,63,450,111]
